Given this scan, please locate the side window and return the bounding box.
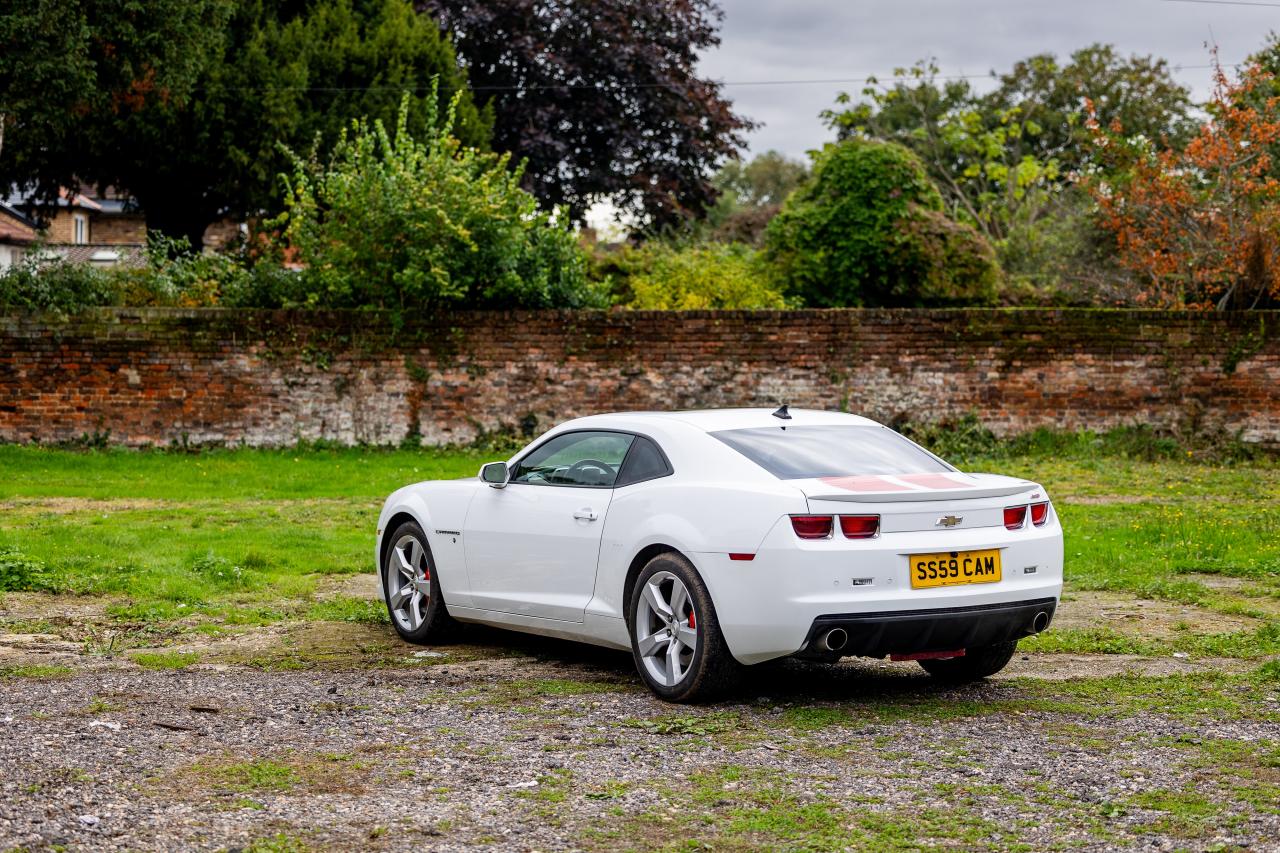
[511,431,635,488]
[615,436,673,487]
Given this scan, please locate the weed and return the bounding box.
[0,664,73,679]
[131,651,201,671]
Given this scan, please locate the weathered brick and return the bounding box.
[0,307,1276,448]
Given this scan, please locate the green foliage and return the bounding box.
[275,90,603,310]
[0,257,118,312]
[898,415,1261,467]
[0,547,56,592]
[131,651,201,671]
[819,47,1196,302]
[823,59,1062,253]
[0,0,231,206]
[763,139,998,306]
[624,243,786,310]
[3,0,490,248]
[0,235,296,311]
[705,151,809,244]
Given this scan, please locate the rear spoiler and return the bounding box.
[806,483,1038,503]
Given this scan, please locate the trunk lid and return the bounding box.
[792,472,1044,534]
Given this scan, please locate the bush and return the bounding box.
[625,243,786,310]
[763,139,999,307]
[0,235,294,312]
[274,88,606,310]
[0,547,57,592]
[0,257,119,312]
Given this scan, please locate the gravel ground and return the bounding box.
[2,634,1278,852]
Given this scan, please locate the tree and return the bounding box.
[821,46,1195,278]
[275,91,602,310]
[763,139,998,308]
[989,44,1195,171]
[1082,54,1280,309]
[0,0,230,193]
[419,0,751,228]
[3,0,489,248]
[823,60,1061,251]
[705,150,808,244]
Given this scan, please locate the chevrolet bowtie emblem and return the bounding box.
[936,515,963,527]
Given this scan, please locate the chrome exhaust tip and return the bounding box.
[1030,611,1050,634]
[818,627,848,653]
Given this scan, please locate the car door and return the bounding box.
[463,430,636,622]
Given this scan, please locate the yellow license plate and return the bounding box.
[909,548,1002,589]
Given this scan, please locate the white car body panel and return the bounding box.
[375,408,1065,666]
[464,483,613,621]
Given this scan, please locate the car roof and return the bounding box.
[558,408,882,434]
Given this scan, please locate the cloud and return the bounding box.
[702,0,1279,159]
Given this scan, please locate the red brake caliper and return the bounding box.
[688,611,696,629]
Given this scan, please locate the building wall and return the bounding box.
[91,213,147,245]
[44,210,146,245]
[1,308,1276,448]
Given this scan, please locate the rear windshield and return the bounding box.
[711,425,953,480]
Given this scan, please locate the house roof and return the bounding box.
[0,202,38,245]
[3,186,141,216]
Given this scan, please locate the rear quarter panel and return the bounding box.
[589,479,807,622]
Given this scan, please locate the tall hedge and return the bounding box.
[763,139,999,307]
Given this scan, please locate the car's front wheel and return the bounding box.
[628,552,740,702]
[918,640,1017,682]
[382,520,459,643]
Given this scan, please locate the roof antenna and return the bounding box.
[772,404,792,420]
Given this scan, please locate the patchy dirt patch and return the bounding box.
[0,591,110,624]
[0,497,172,514]
[999,652,1259,679]
[1054,589,1260,639]
[313,571,379,601]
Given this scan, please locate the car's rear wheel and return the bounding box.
[628,552,740,702]
[382,520,459,643]
[918,640,1017,682]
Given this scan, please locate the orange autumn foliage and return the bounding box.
[1083,52,1280,309]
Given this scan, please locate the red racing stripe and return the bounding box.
[819,475,913,492]
[896,473,973,490]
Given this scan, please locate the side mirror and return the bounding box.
[480,461,510,489]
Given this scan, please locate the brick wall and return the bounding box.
[90,214,147,245]
[43,211,146,245]
[1,308,1277,448]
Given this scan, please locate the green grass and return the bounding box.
[131,650,201,670]
[0,664,74,679]
[0,441,1276,643]
[0,444,486,501]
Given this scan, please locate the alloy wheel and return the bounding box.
[386,534,432,632]
[634,570,698,687]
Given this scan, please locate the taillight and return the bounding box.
[1030,502,1049,526]
[1004,505,1028,530]
[839,514,880,539]
[790,515,833,539]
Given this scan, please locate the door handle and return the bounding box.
[573,508,599,521]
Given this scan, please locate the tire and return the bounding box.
[381,520,461,644]
[918,640,1018,683]
[627,552,741,703]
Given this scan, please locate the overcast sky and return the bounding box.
[700,0,1280,161]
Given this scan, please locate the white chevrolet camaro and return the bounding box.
[376,408,1064,702]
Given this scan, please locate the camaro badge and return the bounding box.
[936,515,963,527]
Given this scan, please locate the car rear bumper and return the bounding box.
[799,596,1058,659]
[693,514,1064,665]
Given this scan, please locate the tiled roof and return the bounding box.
[42,243,146,266]
[0,203,37,244]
